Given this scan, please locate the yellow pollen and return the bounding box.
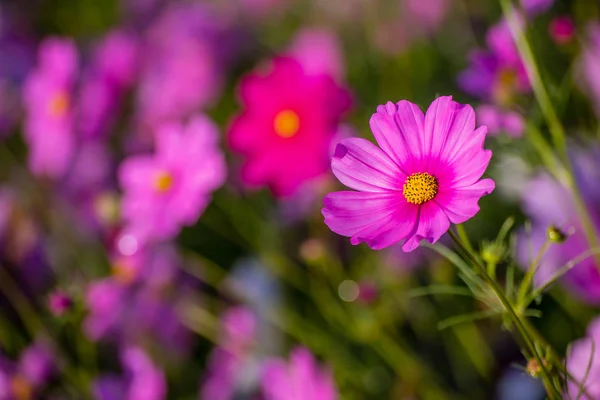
[154,171,173,193]
[48,92,70,117]
[274,110,300,138]
[403,172,439,205]
[111,262,137,284]
[11,375,32,400]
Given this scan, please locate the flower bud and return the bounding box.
[547,225,566,243]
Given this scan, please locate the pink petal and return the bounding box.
[435,178,495,224]
[402,201,451,252]
[118,157,156,190]
[369,100,425,171]
[331,138,405,192]
[424,96,477,167]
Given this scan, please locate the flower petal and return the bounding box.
[435,178,495,224]
[331,138,405,192]
[369,100,425,171]
[402,201,451,252]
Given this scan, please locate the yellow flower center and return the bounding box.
[274,110,300,138]
[403,172,439,205]
[154,171,173,193]
[48,92,70,117]
[493,68,517,106]
[112,262,137,284]
[11,375,32,400]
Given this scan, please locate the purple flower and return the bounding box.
[17,342,55,388]
[119,116,226,244]
[517,148,600,304]
[48,290,72,316]
[22,37,78,179]
[458,18,529,105]
[566,317,600,399]
[520,0,554,16]
[476,104,524,138]
[580,24,600,117]
[261,347,337,400]
[93,346,167,400]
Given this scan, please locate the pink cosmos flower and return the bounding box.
[228,57,351,197]
[322,96,495,252]
[286,28,344,81]
[458,18,530,105]
[22,37,78,179]
[565,316,600,399]
[261,347,337,400]
[118,115,226,244]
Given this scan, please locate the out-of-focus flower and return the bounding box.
[78,30,140,140]
[520,0,553,16]
[458,18,529,106]
[579,24,600,117]
[261,347,337,400]
[228,58,351,197]
[134,4,225,135]
[404,0,449,32]
[0,341,56,399]
[476,104,525,138]
[93,346,167,400]
[48,290,72,316]
[323,96,495,252]
[549,16,575,46]
[84,246,190,353]
[517,148,600,304]
[119,116,226,244]
[286,28,344,81]
[200,306,260,400]
[565,317,600,399]
[22,37,78,179]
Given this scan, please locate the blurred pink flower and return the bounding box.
[549,16,575,45]
[404,0,449,32]
[520,0,553,16]
[228,57,351,197]
[78,30,140,140]
[566,317,600,399]
[476,104,524,138]
[286,28,345,81]
[458,18,530,105]
[48,290,72,316]
[579,24,600,117]
[323,96,495,252]
[261,347,337,400]
[119,116,226,244]
[22,37,78,179]
[94,346,167,400]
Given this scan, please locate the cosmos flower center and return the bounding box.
[403,172,439,205]
[48,92,70,117]
[154,170,173,193]
[274,110,300,138]
[11,375,32,400]
[112,262,137,284]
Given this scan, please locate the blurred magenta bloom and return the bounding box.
[549,16,575,45]
[286,28,345,81]
[517,149,600,304]
[458,18,529,105]
[119,116,226,244]
[48,290,72,316]
[580,24,600,117]
[0,341,56,399]
[261,347,336,400]
[228,57,351,197]
[22,37,78,179]
[94,346,167,400]
[520,0,553,16]
[566,317,600,399]
[476,104,524,138]
[135,4,224,131]
[323,96,495,252]
[78,30,140,140]
[201,306,258,400]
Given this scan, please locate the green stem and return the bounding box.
[516,240,551,309]
[447,230,561,399]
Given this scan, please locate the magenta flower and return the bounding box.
[458,18,529,105]
[323,96,495,252]
[228,57,351,197]
[476,104,524,138]
[119,115,226,244]
[22,37,78,179]
[549,16,575,45]
[566,317,600,399]
[261,347,337,400]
